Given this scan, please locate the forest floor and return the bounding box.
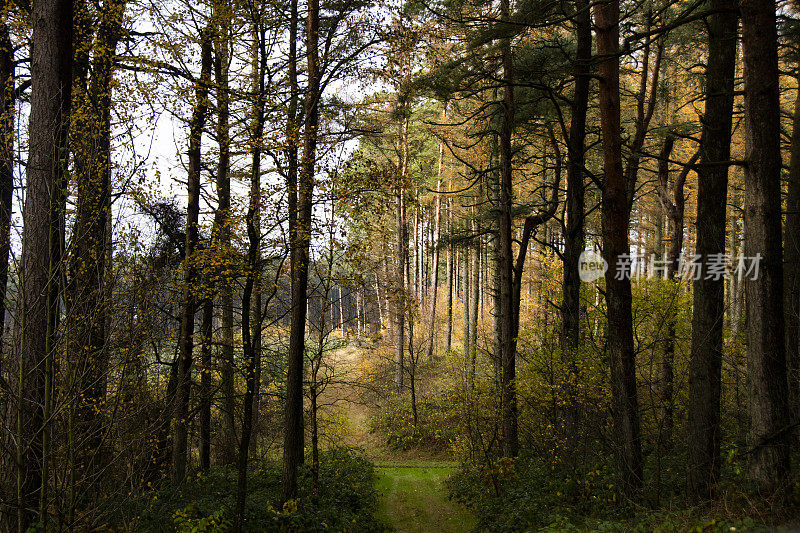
[322,345,476,532]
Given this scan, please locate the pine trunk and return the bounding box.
[741,0,790,492]
[594,0,643,497]
[686,0,738,499]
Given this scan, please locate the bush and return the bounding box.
[117,448,389,532]
[371,392,461,452]
[446,454,768,532]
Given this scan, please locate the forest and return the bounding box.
[0,0,799,530]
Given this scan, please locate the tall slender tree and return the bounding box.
[686,0,738,498]
[558,0,591,449]
[17,0,73,528]
[66,0,126,490]
[172,27,213,483]
[740,0,791,492]
[594,0,643,497]
[282,0,320,502]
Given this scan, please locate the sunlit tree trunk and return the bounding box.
[468,219,480,388]
[426,127,444,360]
[394,113,409,390]
[462,241,471,359]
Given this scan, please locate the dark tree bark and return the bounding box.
[740,0,791,492]
[497,0,518,458]
[17,0,73,528]
[559,0,591,448]
[686,0,738,499]
[199,297,213,470]
[394,114,409,390]
[655,137,698,449]
[0,14,14,522]
[785,80,800,436]
[172,29,213,483]
[281,0,319,502]
[66,0,126,490]
[233,24,265,529]
[593,0,643,498]
[0,4,14,375]
[211,0,237,465]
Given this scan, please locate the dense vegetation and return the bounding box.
[0,0,799,530]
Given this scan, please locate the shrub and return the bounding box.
[117,448,389,532]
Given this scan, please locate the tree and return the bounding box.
[558,0,591,448]
[16,0,73,528]
[740,0,791,492]
[211,0,238,464]
[66,0,127,492]
[686,0,737,499]
[496,0,518,458]
[594,0,643,497]
[233,15,266,528]
[282,0,320,502]
[172,26,213,483]
[0,0,16,374]
[784,23,800,439]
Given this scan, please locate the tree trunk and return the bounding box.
[66,0,125,493]
[445,193,454,353]
[655,136,697,451]
[0,5,14,376]
[16,0,72,528]
[394,113,410,391]
[282,0,319,502]
[559,0,591,450]
[784,79,800,436]
[686,0,738,499]
[469,222,480,388]
[211,0,237,465]
[233,26,265,527]
[740,0,790,492]
[462,242,471,358]
[172,29,213,484]
[426,130,444,360]
[623,15,662,209]
[200,297,213,470]
[594,0,643,498]
[497,0,518,458]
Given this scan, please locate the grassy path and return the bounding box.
[323,347,475,531]
[374,461,476,533]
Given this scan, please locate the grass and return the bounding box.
[375,461,476,533]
